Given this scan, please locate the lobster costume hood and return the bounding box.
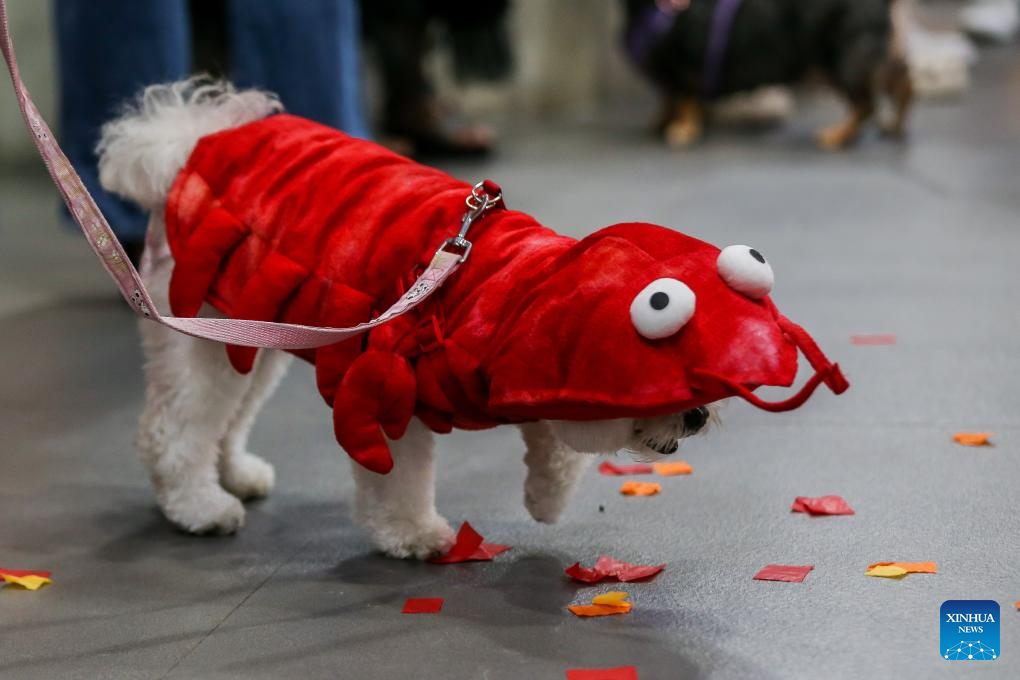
[165,114,848,474]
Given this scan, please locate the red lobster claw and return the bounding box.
[332,350,416,474]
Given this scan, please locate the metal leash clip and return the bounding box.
[435,180,503,263]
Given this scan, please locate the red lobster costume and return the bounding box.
[165,114,848,474]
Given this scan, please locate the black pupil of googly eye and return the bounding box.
[649,291,670,310]
[749,248,765,263]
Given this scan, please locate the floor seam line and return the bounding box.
[156,537,314,680]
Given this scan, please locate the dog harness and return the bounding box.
[625,0,747,96]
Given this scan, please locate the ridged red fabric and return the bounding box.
[165,114,841,473]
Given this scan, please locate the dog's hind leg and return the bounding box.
[348,418,455,559]
[881,58,913,137]
[218,350,293,500]
[520,421,592,524]
[817,98,875,151]
[136,240,254,534]
[882,0,913,137]
[654,95,681,136]
[818,30,885,150]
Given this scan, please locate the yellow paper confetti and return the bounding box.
[592,591,629,606]
[620,481,661,496]
[866,561,937,574]
[866,565,908,578]
[568,591,632,617]
[952,432,993,446]
[653,461,693,476]
[1,574,52,590]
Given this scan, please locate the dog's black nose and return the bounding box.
[682,407,709,434]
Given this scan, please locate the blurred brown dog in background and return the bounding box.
[623,0,912,149]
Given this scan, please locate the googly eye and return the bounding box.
[630,278,696,340]
[717,245,774,299]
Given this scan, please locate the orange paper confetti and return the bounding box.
[652,461,692,476]
[568,604,633,617]
[1015,601,1019,611]
[866,561,937,574]
[619,481,661,496]
[952,432,993,447]
[568,592,632,617]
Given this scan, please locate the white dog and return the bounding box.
[97,80,714,559]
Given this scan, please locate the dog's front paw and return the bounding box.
[664,120,701,148]
[161,483,246,535]
[816,123,857,151]
[220,450,275,500]
[879,120,907,139]
[524,483,566,524]
[368,516,456,560]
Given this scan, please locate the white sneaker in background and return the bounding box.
[907,23,977,98]
[960,0,1019,43]
[712,86,794,126]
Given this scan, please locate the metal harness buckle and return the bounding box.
[435,180,502,263]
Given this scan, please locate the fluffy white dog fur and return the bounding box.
[98,79,713,559]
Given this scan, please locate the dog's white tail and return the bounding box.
[97,77,281,210]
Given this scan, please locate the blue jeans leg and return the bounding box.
[54,0,190,243]
[228,0,369,138]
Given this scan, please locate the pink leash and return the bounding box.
[0,0,496,350]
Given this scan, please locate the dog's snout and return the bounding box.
[636,406,711,456]
[641,433,680,455]
[682,407,709,434]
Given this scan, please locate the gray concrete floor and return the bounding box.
[2,48,1020,680]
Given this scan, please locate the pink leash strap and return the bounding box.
[0,0,482,350]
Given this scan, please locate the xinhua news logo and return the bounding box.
[941,600,1000,660]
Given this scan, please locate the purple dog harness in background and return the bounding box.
[624,0,745,97]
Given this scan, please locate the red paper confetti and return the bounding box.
[753,564,814,583]
[790,495,855,516]
[598,461,654,476]
[566,666,639,680]
[402,597,443,614]
[0,568,51,579]
[565,555,665,584]
[851,334,896,346]
[428,522,510,564]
